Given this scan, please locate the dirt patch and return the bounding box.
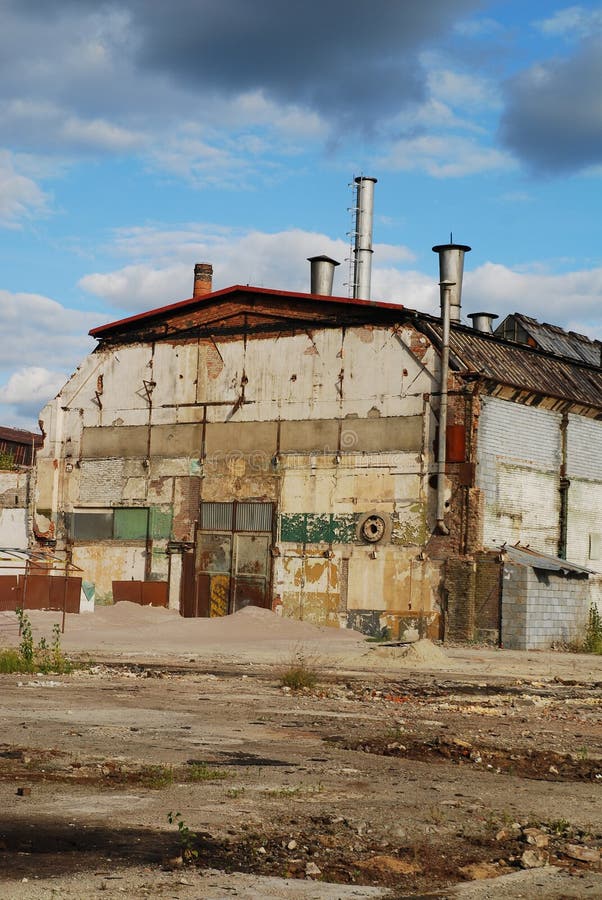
[342,734,602,783]
[2,643,602,897]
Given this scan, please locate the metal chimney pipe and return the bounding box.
[353,176,377,300]
[308,255,340,296]
[193,262,213,298]
[432,243,471,323]
[467,312,499,334]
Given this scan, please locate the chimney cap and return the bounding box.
[468,311,498,320]
[307,254,340,266]
[354,175,378,184]
[432,243,471,253]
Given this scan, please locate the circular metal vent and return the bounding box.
[360,514,386,543]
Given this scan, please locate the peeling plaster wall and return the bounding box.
[36,323,443,625]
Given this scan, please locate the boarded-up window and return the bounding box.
[70,507,154,541]
[70,510,113,540]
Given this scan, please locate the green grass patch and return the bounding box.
[186,762,229,782]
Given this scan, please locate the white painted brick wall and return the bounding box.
[79,459,126,505]
[565,415,602,573]
[477,398,561,553]
[567,415,602,480]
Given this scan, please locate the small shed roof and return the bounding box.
[502,544,593,576]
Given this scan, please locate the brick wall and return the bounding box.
[445,557,476,640]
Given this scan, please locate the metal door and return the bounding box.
[231,533,271,611]
[188,502,274,617]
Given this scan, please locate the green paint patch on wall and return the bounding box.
[113,507,149,540]
[150,507,173,540]
[281,513,358,544]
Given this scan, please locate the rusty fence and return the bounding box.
[0,549,83,633]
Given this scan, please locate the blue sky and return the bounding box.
[1,0,602,427]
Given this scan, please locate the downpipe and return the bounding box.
[436,281,454,535]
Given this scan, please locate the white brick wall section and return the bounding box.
[477,398,561,552]
[567,415,602,481]
[478,397,561,471]
[79,459,126,505]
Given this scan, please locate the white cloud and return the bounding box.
[454,17,504,37]
[0,290,99,427]
[536,6,602,39]
[61,117,144,152]
[425,61,500,112]
[0,366,66,427]
[79,225,416,310]
[378,135,516,177]
[0,150,48,227]
[463,262,602,337]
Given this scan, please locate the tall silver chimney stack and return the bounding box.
[308,255,340,296]
[353,176,377,300]
[432,243,471,322]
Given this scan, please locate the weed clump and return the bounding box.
[186,762,229,782]
[279,645,319,691]
[0,609,72,674]
[583,604,602,654]
[167,811,198,863]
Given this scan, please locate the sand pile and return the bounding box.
[0,604,448,671]
[367,638,448,666]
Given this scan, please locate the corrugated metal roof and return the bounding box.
[422,321,602,412]
[503,544,593,575]
[0,426,42,445]
[497,313,601,365]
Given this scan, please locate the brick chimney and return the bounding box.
[193,262,213,298]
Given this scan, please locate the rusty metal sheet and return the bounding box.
[0,575,19,610]
[497,314,601,365]
[112,580,168,607]
[20,575,81,613]
[112,580,142,604]
[142,582,168,608]
[232,576,269,611]
[423,321,602,411]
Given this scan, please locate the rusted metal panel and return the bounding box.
[112,580,168,607]
[424,321,602,412]
[112,580,142,604]
[496,314,601,366]
[179,551,197,617]
[141,582,168,607]
[0,575,19,610]
[446,424,466,463]
[20,575,81,613]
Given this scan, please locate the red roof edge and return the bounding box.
[89,284,404,337]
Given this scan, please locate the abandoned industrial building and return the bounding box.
[20,180,602,651]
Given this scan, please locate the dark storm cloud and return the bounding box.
[11,0,481,124]
[131,0,482,121]
[499,38,602,173]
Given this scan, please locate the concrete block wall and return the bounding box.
[477,397,561,554]
[502,562,589,650]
